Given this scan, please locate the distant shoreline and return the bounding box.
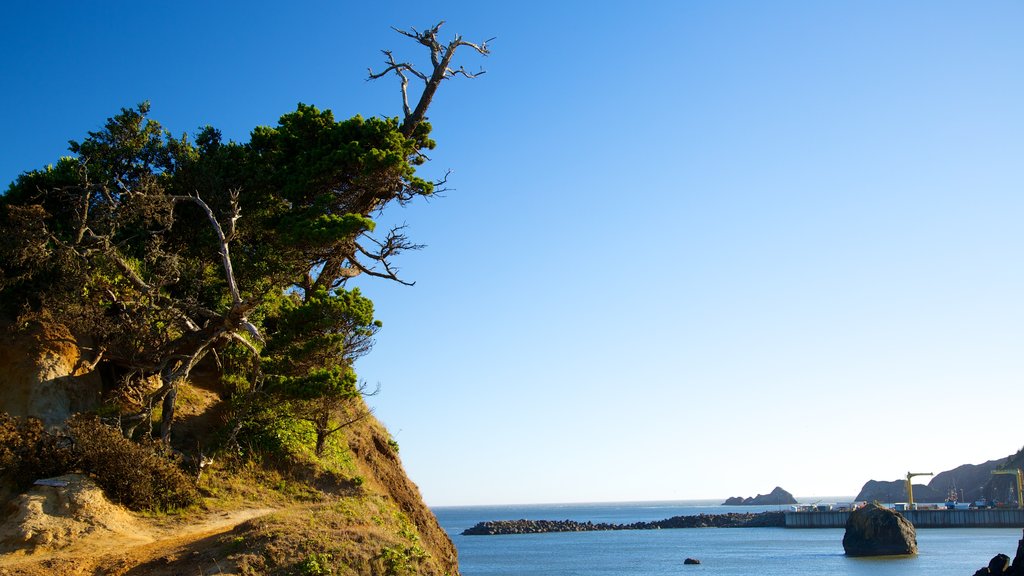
[433,497,857,509]
[462,511,785,535]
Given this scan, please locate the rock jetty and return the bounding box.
[461,512,785,535]
[722,486,797,506]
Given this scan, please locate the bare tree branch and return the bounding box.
[368,21,492,137]
[231,331,261,356]
[345,225,425,286]
[171,193,242,306]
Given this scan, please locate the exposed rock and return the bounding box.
[0,321,102,428]
[722,486,797,506]
[842,502,917,557]
[684,557,701,565]
[346,399,458,574]
[0,474,148,554]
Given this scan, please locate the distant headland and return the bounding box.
[722,486,798,506]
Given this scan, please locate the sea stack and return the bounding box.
[842,502,917,556]
[722,486,798,506]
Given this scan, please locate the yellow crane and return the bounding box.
[990,469,1024,510]
[906,472,934,506]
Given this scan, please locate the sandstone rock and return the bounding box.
[0,474,149,553]
[842,502,917,557]
[0,321,102,427]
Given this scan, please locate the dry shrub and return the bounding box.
[67,415,199,512]
[0,413,198,512]
[0,413,76,488]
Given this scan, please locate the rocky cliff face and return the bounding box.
[347,403,458,573]
[0,321,102,427]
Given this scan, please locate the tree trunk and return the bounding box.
[314,411,329,457]
[160,385,177,444]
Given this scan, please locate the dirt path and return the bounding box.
[0,507,276,576]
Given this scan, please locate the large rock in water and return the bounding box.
[842,502,917,557]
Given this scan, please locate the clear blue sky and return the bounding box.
[3,1,1022,506]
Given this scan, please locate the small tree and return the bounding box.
[260,288,381,456]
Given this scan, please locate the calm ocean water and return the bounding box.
[433,501,1023,575]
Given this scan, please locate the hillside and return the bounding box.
[854,452,1024,504]
[0,322,458,575]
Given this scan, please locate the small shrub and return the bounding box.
[0,413,76,488]
[295,552,334,575]
[378,544,426,576]
[67,415,199,512]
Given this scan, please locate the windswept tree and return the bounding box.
[0,23,490,447]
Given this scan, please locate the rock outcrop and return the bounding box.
[842,502,917,556]
[0,474,148,553]
[722,486,797,506]
[0,321,102,427]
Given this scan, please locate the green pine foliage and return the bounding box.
[0,99,432,458]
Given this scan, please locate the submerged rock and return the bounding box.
[842,502,917,557]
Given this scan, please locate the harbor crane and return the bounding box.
[991,469,1024,510]
[906,472,934,506]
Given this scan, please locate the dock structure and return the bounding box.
[785,508,1024,529]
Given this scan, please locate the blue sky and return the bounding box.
[3,1,1023,506]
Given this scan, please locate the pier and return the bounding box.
[785,508,1024,528]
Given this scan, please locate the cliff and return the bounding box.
[0,323,457,575]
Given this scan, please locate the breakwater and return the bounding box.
[462,511,785,535]
[785,508,1024,528]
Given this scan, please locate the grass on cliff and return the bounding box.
[183,407,449,576]
[220,496,432,576]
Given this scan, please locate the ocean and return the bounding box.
[433,501,1022,575]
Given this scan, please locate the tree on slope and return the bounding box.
[0,23,490,447]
